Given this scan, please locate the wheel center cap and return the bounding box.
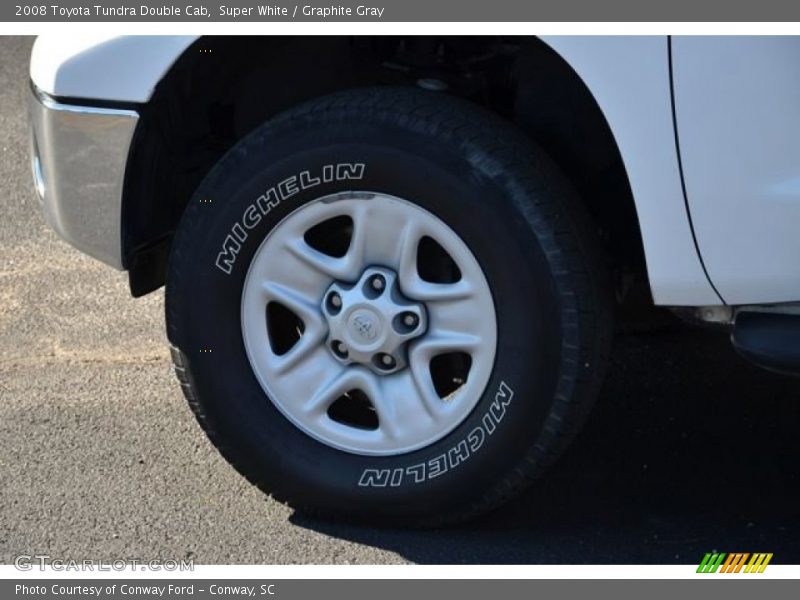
[321,266,427,374]
[347,308,383,348]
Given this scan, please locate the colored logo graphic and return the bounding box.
[697,552,773,573]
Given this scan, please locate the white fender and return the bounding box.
[31,34,722,306]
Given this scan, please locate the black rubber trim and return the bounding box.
[128,235,172,297]
[666,36,725,305]
[30,79,143,112]
[732,311,800,377]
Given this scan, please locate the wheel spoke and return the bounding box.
[396,220,423,287]
[261,281,326,339]
[413,329,482,355]
[302,365,373,417]
[260,280,327,373]
[285,238,352,282]
[406,352,451,421]
[404,278,474,303]
[253,345,343,414]
[254,242,332,300]
[262,281,319,323]
[394,225,475,303]
[284,203,375,284]
[370,373,437,440]
[426,296,487,341]
[343,202,370,275]
[272,332,324,375]
[406,331,481,416]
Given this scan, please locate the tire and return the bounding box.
[165,87,613,526]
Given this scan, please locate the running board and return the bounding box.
[732,311,800,376]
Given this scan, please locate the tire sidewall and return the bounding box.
[167,111,565,519]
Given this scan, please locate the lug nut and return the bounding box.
[326,292,343,314]
[370,275,385,291]
[394,311,420,334]
[332,341,348,359]
[377,353,396,369]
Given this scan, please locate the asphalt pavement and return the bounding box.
[1,36,798,565]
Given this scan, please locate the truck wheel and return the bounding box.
[165,87,612,526]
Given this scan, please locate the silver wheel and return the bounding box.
[241,192,497,456]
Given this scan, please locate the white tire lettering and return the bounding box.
[358,469,390,487]
[358,381,515,487]
[242,205,262,229]
[214,163,366,274]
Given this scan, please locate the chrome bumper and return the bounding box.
[28,84,138,269]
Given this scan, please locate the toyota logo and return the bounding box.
[351,313,377,341]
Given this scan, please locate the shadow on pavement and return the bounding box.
[290,326,800,563]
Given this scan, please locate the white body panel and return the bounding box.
[672,36,800,305]
[542,36,721,306]
[39,35,799,307]
[30,35,196,102]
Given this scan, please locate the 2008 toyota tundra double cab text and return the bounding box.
[28,35,800,525]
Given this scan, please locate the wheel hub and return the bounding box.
[241,192,497,456]
[322,267,427,374]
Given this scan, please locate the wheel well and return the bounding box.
[122,35,646,299]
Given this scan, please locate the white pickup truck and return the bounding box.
[28,35,800,525]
